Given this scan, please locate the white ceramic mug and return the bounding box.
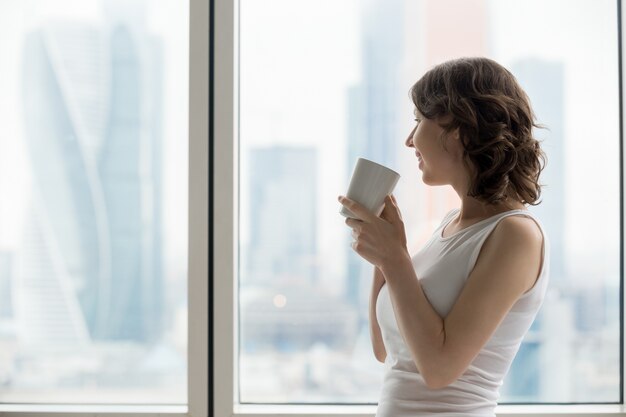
[340,157,400,220]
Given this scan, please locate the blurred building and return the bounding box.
[501,58,568,401]
[345,0,405,318]
[20,20,163,346]
[513,59,566,288]
[246,146,318,287]
[244,145,342,353]
[0,252,14,319]
[240,284,358,352]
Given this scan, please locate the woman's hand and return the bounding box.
[338,194,410,269]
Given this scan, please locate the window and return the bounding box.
[0,0,208,414]
[218,0,623,413]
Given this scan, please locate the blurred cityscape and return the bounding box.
[0,2,187,405]
[239,0,620,404]
[0,0,620,408]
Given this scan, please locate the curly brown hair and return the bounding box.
[409,57,546,206]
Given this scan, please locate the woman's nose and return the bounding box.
[405,126,416,147]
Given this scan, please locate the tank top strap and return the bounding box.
[438,208,460,229]
[465,208,546,235]
[479,209,550,298]
[476,209,548,255]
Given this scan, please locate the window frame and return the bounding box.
[0,0,209,415]
[213,0,626,416]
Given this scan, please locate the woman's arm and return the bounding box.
[338,195,543,388]
[380,216,543,389]
[369,267,387,363]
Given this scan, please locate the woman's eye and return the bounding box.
[414,118,421,123]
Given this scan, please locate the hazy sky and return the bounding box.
[240,0,619,293]
[0,0,189,282]
[0,0,620,294]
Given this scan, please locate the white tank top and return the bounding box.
[375,208,550,417]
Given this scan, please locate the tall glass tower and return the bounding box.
[21,21,163,346]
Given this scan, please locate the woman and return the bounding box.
[338,57,549,416]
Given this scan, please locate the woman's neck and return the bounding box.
[456,196,525,222]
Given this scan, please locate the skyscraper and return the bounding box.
[345,0,405,314]
[512,59,566,288]
[246,146,318,286]
[98,23,164,342]
[501,58,569,400]
[0,251,14,319]
[21,21,163,345]
[21,27,101,349]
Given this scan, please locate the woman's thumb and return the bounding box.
[381,195,400,222]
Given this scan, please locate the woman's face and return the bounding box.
[404,110,465,186]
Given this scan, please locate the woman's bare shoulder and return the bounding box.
[486,213,544,290]
[495,213,544,247]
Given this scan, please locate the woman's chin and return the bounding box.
[420,173,432,185]
[420,173,445,187]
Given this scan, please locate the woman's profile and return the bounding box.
[338,57,549,416]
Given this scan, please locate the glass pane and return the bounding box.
[239,0,619,404]
[0,0,189,404]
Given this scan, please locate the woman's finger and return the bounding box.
[389,194,403,221]
[381,195,402,223]
[345,217,364,228]
[338,196,377,223]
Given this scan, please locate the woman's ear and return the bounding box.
[449,129,464,157]
[451,127,461,141]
